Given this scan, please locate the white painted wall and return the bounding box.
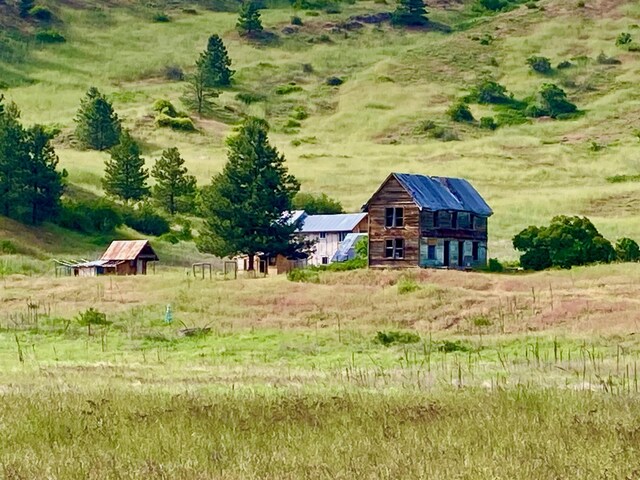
[306,232,346,266]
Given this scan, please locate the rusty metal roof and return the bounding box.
[101,240,158,261]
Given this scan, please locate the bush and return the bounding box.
[397,277,420,294]
[487,258,504,272]
[537,83,577,118]
[557,60,573,69]
[77,308,111,336]
[287,268,320,283]
[448,101,474,122]
[513,216,615,270]
[479,116,497,130]
[615,238,640,262]
[236,92,266,104]
[35,30,66,43]
[291,15,303,25]
[526,56,552,74]
[375,330,420,346]
[616,32,632,46]
[57,198,123,234]
[466,80,511,104]
[325,76,344,86]
[438,340,470,353]
[163,65,185,81]
[152,12,171,22]
[477,0,510,11]
[122,204,171,236]
[156,114,196,131]
[291,106,308,120]
[29,6,54,22]
[596,52,621,65]
[153,99,180,117]
[275,83,303,95]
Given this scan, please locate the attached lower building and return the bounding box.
[363,173,493,269]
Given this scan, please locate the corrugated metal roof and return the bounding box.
[332,233,367,262]
[393,173,493,216]
[101,240,158,261]
[298,213,368,233]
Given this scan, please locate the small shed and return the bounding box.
[73,240,159,276]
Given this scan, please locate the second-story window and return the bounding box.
[385,207,404,228]
[319,232,326,239]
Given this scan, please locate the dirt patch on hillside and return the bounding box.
[582,192,640,216]
[543,0,629,19]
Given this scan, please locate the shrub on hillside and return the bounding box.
[466,80,511,104]
[616,32,632,46]
[236,92,266,104]
[35,30,66,43]
[615,238,640,262]
[596,52,621,65]
[513,216,615,270]
[448,101,474,122]
[375,330,420,346]
[537,83,577,118]
[122,204,170,236]
[287,268,320,283]
[156,114,196,131]
[29,6,54,22]
[163,65,185,81]
[57,198,123,234]
[152,12,171,22]
[526,56,552,74]
[397,277,420,294]
[479,116,498,130]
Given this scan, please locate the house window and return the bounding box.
[385,207,404,228]
[385,239,405,259]
[469,214,475,230]
[338,232,348,242]
[433,211,439,228]
[428,245,436,260]
[451,212,458,229]
[322,257,328,265]
[319,232,326,239]
[472,242,479,261]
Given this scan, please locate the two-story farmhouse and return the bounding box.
[363,173,493,269]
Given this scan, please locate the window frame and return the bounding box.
[385,207,404,228]
[427,244,436,260]
[319,232,327,239]
[384,238,405,259]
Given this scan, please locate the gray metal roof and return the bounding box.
[393,173,493,216]
[332,233,367,262]
[299,213,368,233]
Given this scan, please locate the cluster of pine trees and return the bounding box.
[0,95,65,225]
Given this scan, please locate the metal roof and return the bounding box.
[393,173,493,216]
[332,233,367,262]
[101,240,159,261]
[298,213,368,233]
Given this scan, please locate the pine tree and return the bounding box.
[236,1,263,37]
[391,0,428,26]
[0,97,29,219]
[102,131,149,203]
[182,57,220,116]
[151,147,197,215]
[23,125,65,224]
[19,0,34,17]
[197,118,301,271]
[201,34,234,88]
[74,87,122,151]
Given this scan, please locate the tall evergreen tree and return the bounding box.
[19,0,35,17]
[391,0,428,26]
[151,147,197,215]
[23,125,65,224]
[74,87,122,151]
[0,97,29,219]
[102,131,149,203]
[197,118,301,271]
[236,1,263,37]
[182,57,220,116]
[201,34,234,88]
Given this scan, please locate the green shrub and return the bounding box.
[287,268,320,283]
[152,12,171,22]
[438,340,470,353]
[628,43,640,52]
[275,83,303,95]
[466,80,511,104]
[557,60,573,69]
[77,308,111,336]
[479,116,498,130]
[615,238,640,262]
[526,56,552,74]
[291,106,308,120]
[375,330,420,346]
[0,240,19,254]
[616,32,632,46]
[326,76,344,86]
[397,277,420,294]
[122,204,171,236]
[537,83,577,118]
[487,258,504,272]
[448,101,474,122]
[35,30,66,43]
[156,114,196,131]
[29,6,54,22]
[57,198,123,234]
[163,65,184,81]
[153,99,179,117]
[291,15,303,25]
[236,92,266,104]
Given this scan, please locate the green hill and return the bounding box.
[1,0,640,259]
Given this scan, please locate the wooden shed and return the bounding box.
[73,240,159,276]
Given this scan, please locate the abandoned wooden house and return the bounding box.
[72,240,159,276]
[363,173,493,269]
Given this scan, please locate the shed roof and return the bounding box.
[299,213,367,233]
[101,240,159,261]
[366,173,493,216]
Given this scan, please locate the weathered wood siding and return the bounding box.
[368,177,420,268]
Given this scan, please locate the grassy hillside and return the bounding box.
[1,0,640,258]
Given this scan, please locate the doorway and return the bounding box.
[458,241,464,267]
[443,241,450,267]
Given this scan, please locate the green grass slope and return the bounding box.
[1,0,640,258]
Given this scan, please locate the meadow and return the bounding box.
[2,265,640,477]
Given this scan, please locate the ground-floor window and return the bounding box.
[472,242,479,261]
[385,239,405,259]
[428,244,436,260]
[322,257,328,264]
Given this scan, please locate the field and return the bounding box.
[2,265,640,477]
[3,0,640,477]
